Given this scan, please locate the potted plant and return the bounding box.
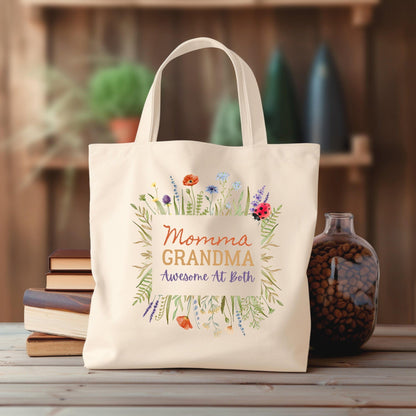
[89,63,154,143]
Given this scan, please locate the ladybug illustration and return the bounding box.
[253,203,271,221]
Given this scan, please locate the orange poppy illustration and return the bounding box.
[176,316,193,330]
[183,174,199,186]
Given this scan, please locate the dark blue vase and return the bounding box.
[304,44,349,152]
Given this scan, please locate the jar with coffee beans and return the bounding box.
[307,213,379,353]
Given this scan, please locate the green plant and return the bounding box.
[89,63,154,120]
[9,67,105,177]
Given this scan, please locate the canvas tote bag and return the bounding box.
[84,37,320,371]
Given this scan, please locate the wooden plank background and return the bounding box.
[0,0,415,323]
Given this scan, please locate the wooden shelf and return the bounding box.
[27,155,89,171]
[22,0,379,26]
[22,0,379,7]
[28,134,372,184]
[320,134,372,183]
[320,134,372,168]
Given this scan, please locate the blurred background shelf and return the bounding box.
[22,0,379,6]
[320,134,371,167]
[22,0,379,26]
[28,134,372,174]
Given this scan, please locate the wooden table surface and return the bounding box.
[1,324,416,415]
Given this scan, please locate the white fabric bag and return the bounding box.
[84,37,319,371]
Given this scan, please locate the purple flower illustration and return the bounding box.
[162,195,171,205]
[143,300,154,317]
[149,298,159,322]
[250,185,265,213]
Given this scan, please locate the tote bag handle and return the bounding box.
[135,37,267,147]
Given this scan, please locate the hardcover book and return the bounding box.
[26,332,85,356]
[49,249,91,272]
[23,289,91,339]
[46,273,95,291]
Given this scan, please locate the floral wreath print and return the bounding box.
[130,172,283,336]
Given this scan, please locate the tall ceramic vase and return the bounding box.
[210,98,242,147]
[304,44,349,152]
[263,50,301,144]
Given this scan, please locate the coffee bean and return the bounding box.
[336,300,346,309]
[323,269,331,278]
[354,253,363,263]
[342,243,350,252]
[311,281,320,290]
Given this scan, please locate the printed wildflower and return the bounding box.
[170,176,180,202]
[205,185,219,215]
[149,298,159,322]
[183,174,198,214]
[177,316,193,330]
[193,299,201,329]
[232,181,241,190]
[250,185,265,213]
[162,195,171,214]
[183,174,199,186]
[142,299,154,317]
[216,172,230,182]
[132,172,283,335]
[205,185,218,194]
[236,309,246,336]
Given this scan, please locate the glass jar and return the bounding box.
[307,213,380,353]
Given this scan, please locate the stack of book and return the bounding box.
[24,249,93,357]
